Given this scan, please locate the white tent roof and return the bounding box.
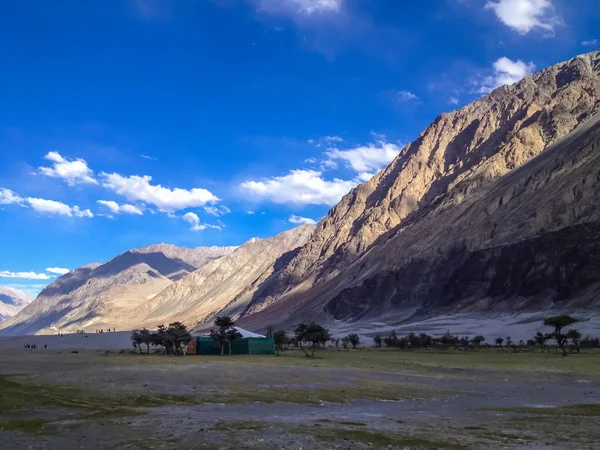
[199,326,265,338]
[235,327,265,338]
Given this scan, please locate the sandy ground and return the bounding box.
[332,311,600,343]
[0,331,133,350]
[1,348,600,449]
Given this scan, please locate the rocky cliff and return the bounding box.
[233,51,600,330]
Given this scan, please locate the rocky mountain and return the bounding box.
[3,51,600,337]
[0,245,236,335]
[133,225,314,329]
[0,287,32,322]
[231,50,600,330]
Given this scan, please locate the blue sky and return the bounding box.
[1,0,599,297]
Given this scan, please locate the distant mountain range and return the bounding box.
[2,50,600,336]
[0,245,236,335]
[0,287,32,322]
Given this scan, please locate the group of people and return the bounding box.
[24,343,47,349]
[96,328,116,333]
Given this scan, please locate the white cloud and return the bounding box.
[0,271,52,280]
[397,90,420,102]
[474,57,536,94]
[120,204,143,215]
[97,200,143,215]
[182,212,200,225]
[289,215,317,225]
[581,39,598,47]
[25,197,93,218]
[241,169,357,206]
[46,267,70,275]
[0,188,23,205]
[140,154,158,160]
[1,187,92,218]
[258,0,342,16]
[182,212,222,232]
[191,223,222,232]
[448,96,460,105]
[325,140,401,174]
[73,206,94,218]
[26,198,74,217]
[485,0,560,35]
[97,200,120,214]
[356,172,375,182]
[204,205,231,217]
[38,151,97,186]
[101,173,219,213]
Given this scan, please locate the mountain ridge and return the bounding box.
[0,244,237,335]
[3,51,600,336]
[0,287,32,322]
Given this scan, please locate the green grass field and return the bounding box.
[102,347,600,375]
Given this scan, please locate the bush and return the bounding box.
[294,322,331,357]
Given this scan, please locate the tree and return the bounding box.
[533,332,547,351]
[495,337,504,348]
[211,316,238,355]
[151,324,169,353]
[543,315,579,356]
[167,322,192,355]
[273,330,287,356]
[294,322,331,357]
[567,329,582,353]
[373,335,382,347]
[130,330,143,353]
[471,336,485,349]
[341,336,350,349]
[383,330,398,348]
[348,333,360,349]
[131,324,191,356]
[505,336,513,347]
[418,333,433,348]
[440,331,458,348]
[138,328,152,354]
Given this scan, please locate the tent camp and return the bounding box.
[185,327,276,355]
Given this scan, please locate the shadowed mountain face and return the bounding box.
[229,51,600,330]
[0,287,32,322]
[0,245,236,336]
[132,225,315,330]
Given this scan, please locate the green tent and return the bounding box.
[195,336,276,355]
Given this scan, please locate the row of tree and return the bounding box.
[131,322,192,355]
[371,315,594,356]
[131,314,595,358]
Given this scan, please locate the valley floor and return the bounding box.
[1,348,599,449]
